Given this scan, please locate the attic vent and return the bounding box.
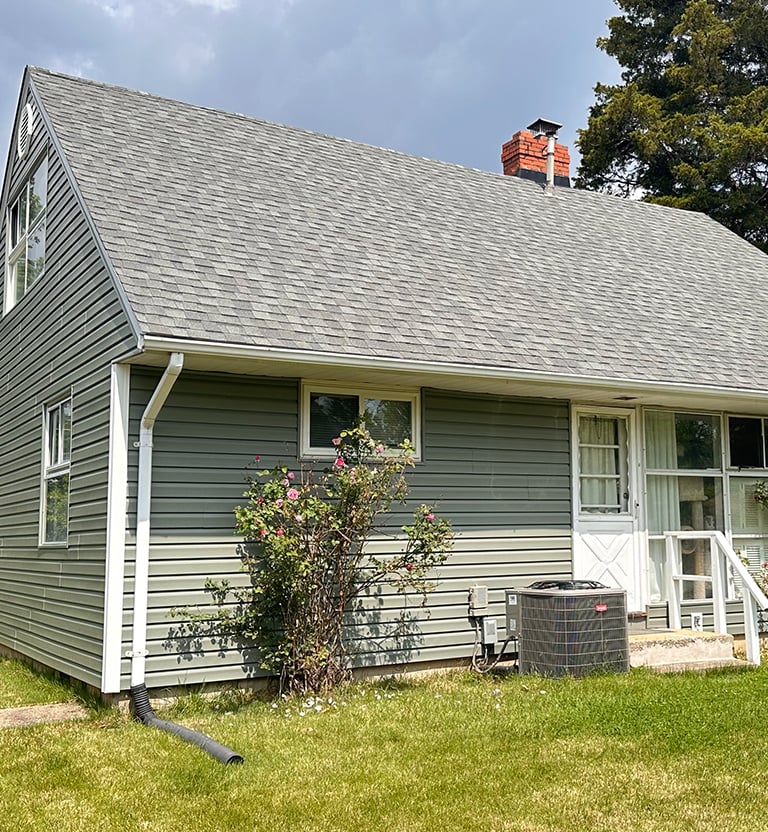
[17,103,36,160]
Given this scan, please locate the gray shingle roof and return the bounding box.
[29,67,768,391]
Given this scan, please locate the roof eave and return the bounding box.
[137,335,768,412]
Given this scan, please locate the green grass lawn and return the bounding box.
[1,664,767,831]
[0,658,80,708]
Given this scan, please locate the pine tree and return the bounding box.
[576,0,768,252]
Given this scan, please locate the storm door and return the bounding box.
[572,408,643,610]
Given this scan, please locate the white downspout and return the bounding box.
[129,352,184,688]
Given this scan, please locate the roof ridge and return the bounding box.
[27,65,517,187]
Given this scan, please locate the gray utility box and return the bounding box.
[505,587,629,678]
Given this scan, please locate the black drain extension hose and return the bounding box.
[130,683,244,765]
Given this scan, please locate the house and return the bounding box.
[1,66,767,699]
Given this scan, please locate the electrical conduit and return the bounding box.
[128,352,244,765]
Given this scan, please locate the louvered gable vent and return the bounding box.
[16,103,35,160]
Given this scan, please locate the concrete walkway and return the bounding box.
[0,701,89,729]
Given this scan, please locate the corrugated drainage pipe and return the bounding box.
[130,683,244,765]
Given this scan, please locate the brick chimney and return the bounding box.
[501,123,571,188]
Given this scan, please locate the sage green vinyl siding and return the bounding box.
[0,86,136,687]
[127,372,571,689]
[646,600,750,634]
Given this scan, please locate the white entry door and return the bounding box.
[572,408,644,611]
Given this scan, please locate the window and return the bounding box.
[6,156,48,310]
[644,410,724,602]
[577,414,629,514]
[728,416,768,469]
[302,384,419,456]
[42,399,72,544]
[726,416,768,576]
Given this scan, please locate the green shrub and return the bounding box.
[206,425,453,695]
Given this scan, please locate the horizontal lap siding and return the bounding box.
[125,371,297,687]
[0,94,136,687]
[130,375,571,689]
[354,391,572,669]
[646,600,750,635]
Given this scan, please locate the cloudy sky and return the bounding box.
[1,0,620,177]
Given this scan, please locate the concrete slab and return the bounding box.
[0,702,89,729]
[629,629,735,668]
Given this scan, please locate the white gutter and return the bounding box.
[128,352,184,688]
[141,335,768,404]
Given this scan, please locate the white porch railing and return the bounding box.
[663,530,768,665]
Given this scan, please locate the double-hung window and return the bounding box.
[42,399,72,545]
[302,383,420,457]
[6,155,48,309]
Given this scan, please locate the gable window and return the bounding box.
[41,399,72,545]
[6,155,48,310]
[302,384,420,456]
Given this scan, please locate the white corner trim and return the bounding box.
[101,363,131,693]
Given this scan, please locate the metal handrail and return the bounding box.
[663,530,768,665]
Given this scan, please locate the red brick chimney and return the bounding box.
[501,126,571,188]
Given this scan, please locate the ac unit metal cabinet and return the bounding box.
[506,588,629,678]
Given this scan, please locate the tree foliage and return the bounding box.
[576,0,768,251]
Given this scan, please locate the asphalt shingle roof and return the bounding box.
[28,67,768,391]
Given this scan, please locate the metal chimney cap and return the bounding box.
[527,118,562,138]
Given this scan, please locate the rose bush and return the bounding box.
[204,424,453,694]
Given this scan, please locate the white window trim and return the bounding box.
[300,381,421,459]
[4,153,47,314]
[39,398,72,547]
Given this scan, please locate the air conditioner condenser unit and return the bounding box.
[505,585,629,678]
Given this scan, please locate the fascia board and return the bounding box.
[140,335,768,404]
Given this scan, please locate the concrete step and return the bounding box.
[638,657,752,674]
[629,629,739,670]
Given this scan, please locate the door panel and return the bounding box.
[573,408,643,610]
[574,526,634,590]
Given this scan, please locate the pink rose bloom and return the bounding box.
[427,513,435,522]
[276,528,285,536]
[295,514,303,523]
[254,455,261,462]
[287,471,295,480]
[375,444,385,454]
[287,488,299,500]
[334,458,346,468]
[331,437,342,446]
[259,528,267,538]
[275,498,284,507]
[282,478,290,486]
[405,563,415,572]
[256,496,264,504]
